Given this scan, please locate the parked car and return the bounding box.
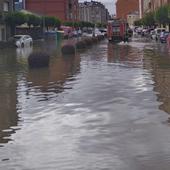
[10,35,33,48]
[160,31,169,43]
[60,26,73,39]
[150,30,156,40]
[154,28,166,41]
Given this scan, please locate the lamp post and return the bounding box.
[41,0,46,37]
[168,8,170,32]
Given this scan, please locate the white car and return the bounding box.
[13,35,33,48]
[150,30,156,40]
[151,28,166,40]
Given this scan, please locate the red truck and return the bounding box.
[107,19,129,43]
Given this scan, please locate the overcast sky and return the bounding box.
[79,0,117,15]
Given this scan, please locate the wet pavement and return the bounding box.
[1,37,170,169]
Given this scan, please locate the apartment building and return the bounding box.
[0,0,13,41]
[25,0,79,21]
[79,1,109,25]
[127,11,140,27]
[143,0,170,14]
[116,0,139,20]
[151,0,170,10]
[14,0,24,11]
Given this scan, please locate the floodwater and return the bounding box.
[1,37,170,170]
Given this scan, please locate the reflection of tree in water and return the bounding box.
[33,38,62,56]
[26,54,80,101]
[143,48,170,116]
[0,49,19,145]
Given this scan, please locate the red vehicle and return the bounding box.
[107,19,128,43]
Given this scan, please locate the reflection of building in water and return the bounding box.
[0,51,19,144]
[26,54,80,100]
[107,43,143,66]
[143,49,170,114]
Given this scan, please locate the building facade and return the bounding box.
[116,0,139,20]
[143,0,170,14]
[127,11,139,27]
[79,1,110,25]
[0,0,13,41]
[25,0,79,21]
[14,0,24,11]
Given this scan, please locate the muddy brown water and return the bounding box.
[1,38,170,170]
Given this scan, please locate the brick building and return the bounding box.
[25,0,79,21]
[116,0,139,20]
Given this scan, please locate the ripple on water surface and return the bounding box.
[1,40,170,169]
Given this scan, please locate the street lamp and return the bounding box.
[41,0,46,37]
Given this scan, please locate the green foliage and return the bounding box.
[96,23,107,28]
[134,19,143,26]
[63,21,95,28]
[63,21,74,27]
[96,23,102,28]
[155,4,170,25]
[27,14,41,27]
[142,12,155,26]
[44,16,61,28]
[5,12,28,26]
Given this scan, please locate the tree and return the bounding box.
[143,12,155,27]
[5,12,28,35]
[27,14,41,28]
[63,21,74,27]
[155,5,170,26]
[44,16,61,30]
[134,19,143,26]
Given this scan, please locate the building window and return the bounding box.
[3,2,9,12]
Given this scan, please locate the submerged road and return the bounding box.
[0,37,170,169]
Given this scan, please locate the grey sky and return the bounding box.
[79,0,117,15]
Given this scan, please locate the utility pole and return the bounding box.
[139,0,143,19]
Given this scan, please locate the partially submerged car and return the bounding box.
[10,35,33,48]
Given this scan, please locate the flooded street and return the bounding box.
[1,38,170,169]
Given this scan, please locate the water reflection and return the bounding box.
[16,46,33,58]
[26,54,80,101]
[0,49,19,144]
[0,40,80,144]
[33,38,62,56]
[2,39,170,169]
[107,43,143,67]
[143,47,170,115]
